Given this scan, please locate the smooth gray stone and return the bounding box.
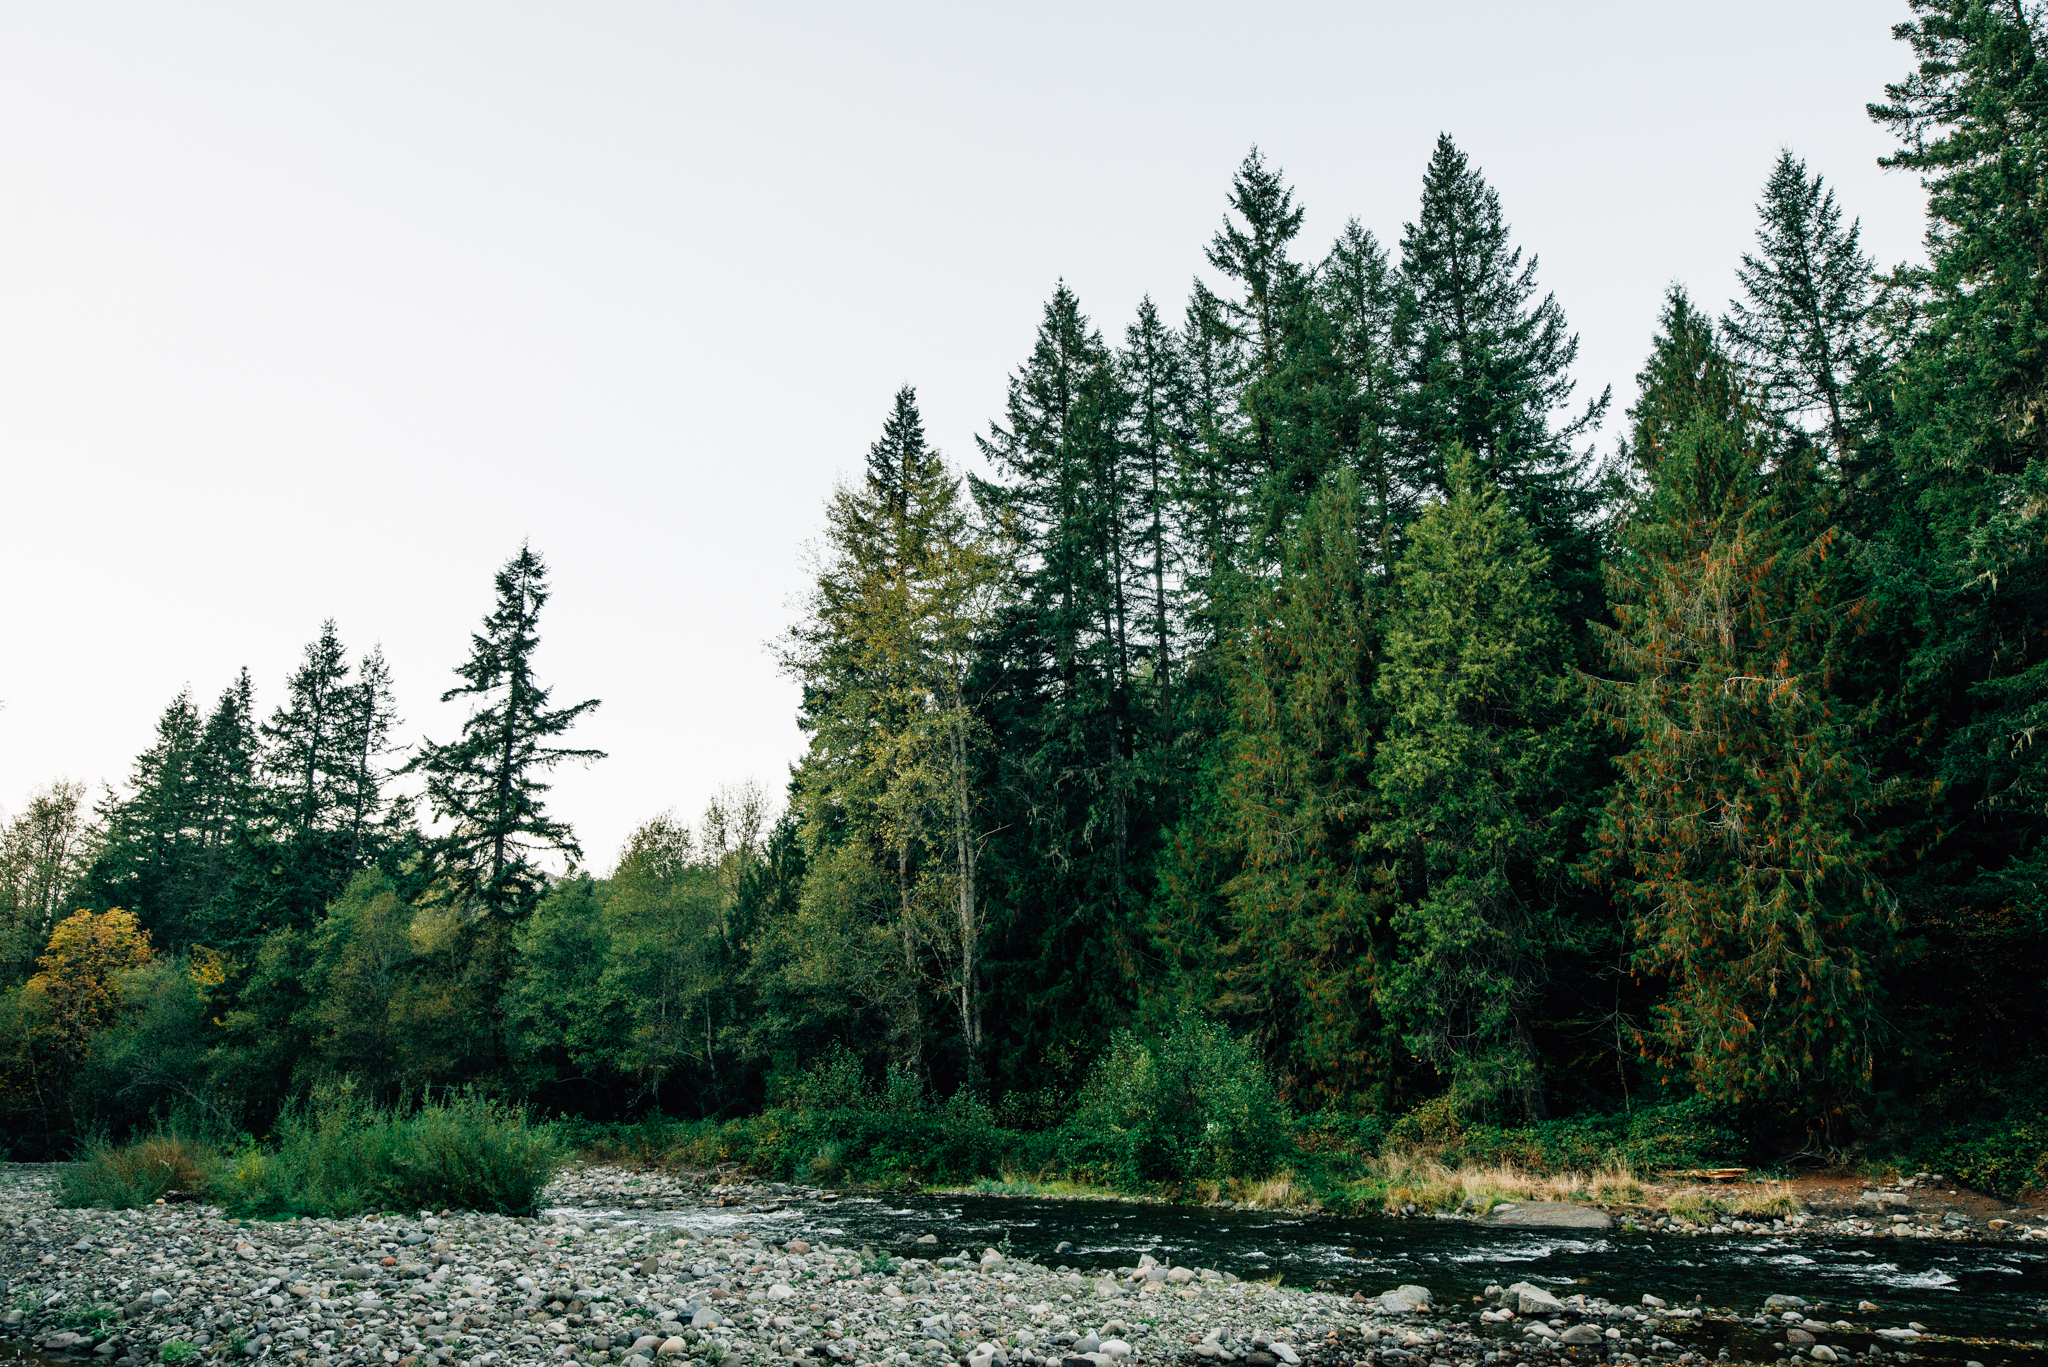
[1484,1201,1615,1229]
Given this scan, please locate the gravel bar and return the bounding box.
[0,1165,1992,1367]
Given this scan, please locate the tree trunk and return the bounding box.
[895,843,922,1063]
[948,707,980,1057]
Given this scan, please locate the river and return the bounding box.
[550,1193,2048,1348]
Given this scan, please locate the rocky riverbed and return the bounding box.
[1,1165,2035,1367]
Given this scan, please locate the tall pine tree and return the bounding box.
[1594,289,1894,1107]
[410,546,603,915]
[1398,135,1608,622]
[1373,451,1590,1120]
[1210,471,1398,1108]
[1725,151,1876,464]
[784,387,994,1072]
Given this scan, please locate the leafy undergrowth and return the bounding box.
[1925,1104,2048,1199]
[563,1089,1757,1219]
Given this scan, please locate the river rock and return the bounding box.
[1485,1201,1614,1229]
[1560,1325,1605,1344]
[1508,1281,1566,1314]
[3,1156,1943,1367]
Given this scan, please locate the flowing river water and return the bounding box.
[557,1193,2048,1356]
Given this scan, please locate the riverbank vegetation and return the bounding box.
[58,1091,564,1217]
[5,1,2046,1203]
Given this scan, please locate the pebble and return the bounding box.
[0,1163,2014,1367]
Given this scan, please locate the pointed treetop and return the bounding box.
[1207,147,1307,370]
[865,385,929,513]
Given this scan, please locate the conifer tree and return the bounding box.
[190,671,263,930]
[1173,283,1254,654]
[337,645,403,866]
[1205,148,1306,380]
[82,691,202,940]
[1397,135,1607,613]
[1201,150,1368,565]
[410,546,603,915]
[1851,0,2048,1091]
[972,287,1159,1078]
[1593,291,1894,1104]
[1121,297,1187,739]
[1319,220,1409,574]
[253,625,405,932]
[1374,450,1589,1120]
[1725,151,1875,463]
[262,622,354,837]
[1213,471,1397,1106]
[784,388,993,1067]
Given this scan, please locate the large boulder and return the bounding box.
[1376,1285,1433,1313]
[1507,1282,1565,1315]
[1485,1202,1614,1230]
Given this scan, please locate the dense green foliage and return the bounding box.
[7,2,2047,1195]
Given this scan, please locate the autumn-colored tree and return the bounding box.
[1592,290,1895,1106]
[26,908,155,1063]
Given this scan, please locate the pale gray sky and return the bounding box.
[0,2,1928,869]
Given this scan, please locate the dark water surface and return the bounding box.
[554,1193,2048,1346]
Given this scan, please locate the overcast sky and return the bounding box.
[0,2,1930,870]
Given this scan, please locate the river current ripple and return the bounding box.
[554,1193,2048,1345]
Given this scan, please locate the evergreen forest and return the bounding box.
[4,3,2045,1194]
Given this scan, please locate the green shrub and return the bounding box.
[60,1127,220,1209]
[1075,1009,1290,1185]
[215,1086,565,1217]
[1418,1096,1742,1173]
[1927,1105,2048,1196]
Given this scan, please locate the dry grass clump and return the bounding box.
[1233,1175,1303,1208]
[965,1174,1122,1200]
[1664,1192,1725,1223]
[60,1130,216,1208]
[1374,1150,1644,1213]
[1729,1181,1803,1217]
[1661,1180,1801,1224]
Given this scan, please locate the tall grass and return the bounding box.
[60,1089,566,1217]
[60,1128,216,1209]
[1370,1151,1646,1213]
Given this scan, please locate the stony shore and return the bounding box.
[0,1165,2024,1367]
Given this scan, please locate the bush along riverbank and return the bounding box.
[548,1018,2048,1228]
[3,1162,2025,1367]
[45,1017,2047,1248]
[57,1092,564,1220]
